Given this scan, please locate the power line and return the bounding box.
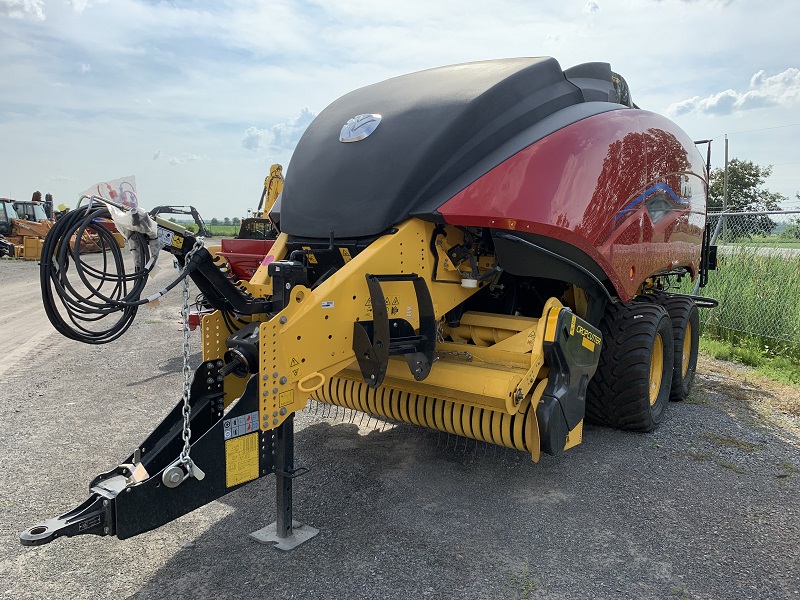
[725,122,800,136]
[705,122,800,142]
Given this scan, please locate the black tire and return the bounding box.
[661,296,699,401]
[585,302,674,432]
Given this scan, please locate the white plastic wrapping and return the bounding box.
[81,176,163,273]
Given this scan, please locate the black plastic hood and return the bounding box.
[279,57,622,239]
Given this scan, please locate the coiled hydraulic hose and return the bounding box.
[40,204,187,344]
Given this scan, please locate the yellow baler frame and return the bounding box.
[200,218,588,459]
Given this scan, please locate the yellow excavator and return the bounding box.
[213,164,285,281]
[21,57,715,550]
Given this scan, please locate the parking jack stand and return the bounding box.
[250,415,318,550]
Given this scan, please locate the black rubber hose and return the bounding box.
[39,205,154,344]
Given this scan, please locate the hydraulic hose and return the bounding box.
[39,205,163,344]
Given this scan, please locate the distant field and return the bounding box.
[181,223,238,237]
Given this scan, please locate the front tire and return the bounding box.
[586,302,674,432]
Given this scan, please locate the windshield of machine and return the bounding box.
[1,201,20,220]
[32,203,48,221]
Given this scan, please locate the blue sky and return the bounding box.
[1,0,798,217]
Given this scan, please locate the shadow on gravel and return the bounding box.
[128,419,542,600]
[127,388,800,600]
[125,352,203,387]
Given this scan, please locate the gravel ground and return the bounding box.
[1,256,798,600]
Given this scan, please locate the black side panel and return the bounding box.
[281,57,585,239]
[564,62,616,102]
[493,230,609,286]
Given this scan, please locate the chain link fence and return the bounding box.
[688,210,800,355]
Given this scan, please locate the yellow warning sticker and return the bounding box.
[225,432,259,488]
[171,234,184,249]
[301,246,318,264]
[340,247,352,263]
[570,315,576,336]
[280,390,294,407]
[582,337,595,352]
[289,356,301,378]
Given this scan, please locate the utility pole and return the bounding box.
[722,134,729,243]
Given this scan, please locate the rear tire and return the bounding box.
[661,296,699,401]
[586,302,674,432]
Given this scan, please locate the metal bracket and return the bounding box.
[276,466,309,479]
[352,273,436,388]
[20,492,114,546]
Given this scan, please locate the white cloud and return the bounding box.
[152,149,162,160]
[0,0,45,20]
[168,153,201,166]
[47,174,77,183]
[1,0,799,217]
[68,0,101,14]
[242,108,316,153]
[668,67,800,116]
[79,63,91,73]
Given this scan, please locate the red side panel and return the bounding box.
[438,109,706,302]
[218,238,275,280]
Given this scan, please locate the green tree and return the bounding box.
[232,217,241,226]
[210,217,219,226]
[709,159,786,238]
[223,217,231,226]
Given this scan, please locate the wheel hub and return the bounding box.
[681,322,692,378]
[649,333,664,406]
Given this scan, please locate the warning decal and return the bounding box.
[171,234,184,249]
[301,246,318,264]
[223,411,259,439]
[289,356,301,378]
[157,228,174,247]
[225,432,259,488]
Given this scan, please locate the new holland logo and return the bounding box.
[339,113,382,142]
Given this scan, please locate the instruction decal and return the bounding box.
[223,411,259,439]
[225,432,259,488]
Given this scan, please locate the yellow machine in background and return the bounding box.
[0,199,52,259]
[253,163,284,219]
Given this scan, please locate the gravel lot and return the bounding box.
[1,256,798,600]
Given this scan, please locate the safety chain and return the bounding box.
[178,239,204,473]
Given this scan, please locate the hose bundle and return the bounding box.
[40,204,154,344]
